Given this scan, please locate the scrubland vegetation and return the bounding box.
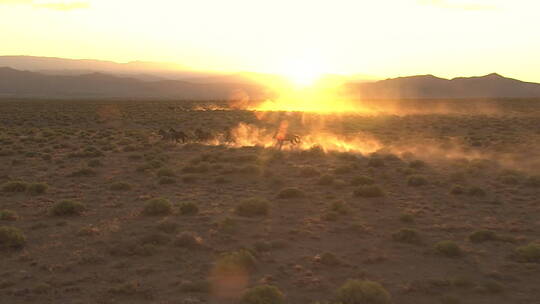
[1,99,540,303]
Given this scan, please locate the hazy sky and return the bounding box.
[1,0,540,81]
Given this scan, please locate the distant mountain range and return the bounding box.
[0,67,271,100]
[0,56,218,81]
[347,73,540,99]
[1,56,540,100]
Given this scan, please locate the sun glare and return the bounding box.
[279,56,327,88]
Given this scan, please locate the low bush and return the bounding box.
[110,182,132,191]
[317,174,335,186]
[392,228,421,244]
[174,231,203,248]
[0,210,18,221]
[0,226,26,250]
[69,168,96,177]
[51,200,85,216]
[336,279,391,304]
[215,249,257,274]
[407,175,428,187]
[236,198,269,217]
[157,168,176,177]
[240,285,285,304]
[158,177,176,185]
[27,182,48,195]
[1,181,28,193]
[514,243,540,262]
[467,186,486,197]
[142,198,172,216]
[469,230,497,243]
[277,187,305,199]
[299,166,320,177]
[179,202,199,215]
[350,175,374,186]
[434,240,462,257]
[353,185,384,198]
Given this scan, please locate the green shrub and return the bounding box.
[158,176,176,185]
[450,185,465,195]
[440,295,461,304]
[179,202,199,215]
[321,210,339,221]
[329,200,350,214]
[351,176,374,186]
[109,182,132,191]
[367,158,385,168]
[353,185,384,198]
[240,285,285,304]
[138,232,171,246]
[514,243,540,262]
[157,168,176,177]
[69,168,96,177]
[142,198,172,216]
[215,249,257,274]
[0,210,18,221]
[319,252,341,266]
[236,198,269,217]
[174,231,202,248]
[156,221,178,234]
[216,217,237,234]
[182,174,198,183]
[300,166,320,177]
[336,279,391,304]
[1,181,28,193]
[179,280,211,293]
[238,164,261,175]
[27,182,48,195]
[467,186,486,197]
[334,165,353,175]
[317,174,335,186]
[0,226,26,249]
[392,228,421,244]
[469,230,497,243]
[409,160,426,169]
[51,200,85,216]
[87,159,102,167]
[434,241,462,257]
[277,187,305,199]
[182,163,209,174]
[526,175,540,187]
[407,175,428,186]
[399,213,414,223]
[481,281,504,294]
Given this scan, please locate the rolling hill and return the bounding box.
[0,67,271,100]
[347,73,540,99]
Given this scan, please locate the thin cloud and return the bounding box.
[0,0,89,11]
[418,0,497,11]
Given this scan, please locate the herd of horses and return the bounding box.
[157,127,301,150]
[157,128,216,144]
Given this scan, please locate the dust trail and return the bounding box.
[197,122,382,155]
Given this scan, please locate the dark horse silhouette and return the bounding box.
[158,128,189,143]
[194,128,213,142]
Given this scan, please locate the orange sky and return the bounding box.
[1,0,540,82]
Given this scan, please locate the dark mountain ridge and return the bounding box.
[0,67,270,100]
[349,73,540,99]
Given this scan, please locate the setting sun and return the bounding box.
[280,59,326,88]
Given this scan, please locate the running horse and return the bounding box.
[273,131,301,150]
[158,128,189,143]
